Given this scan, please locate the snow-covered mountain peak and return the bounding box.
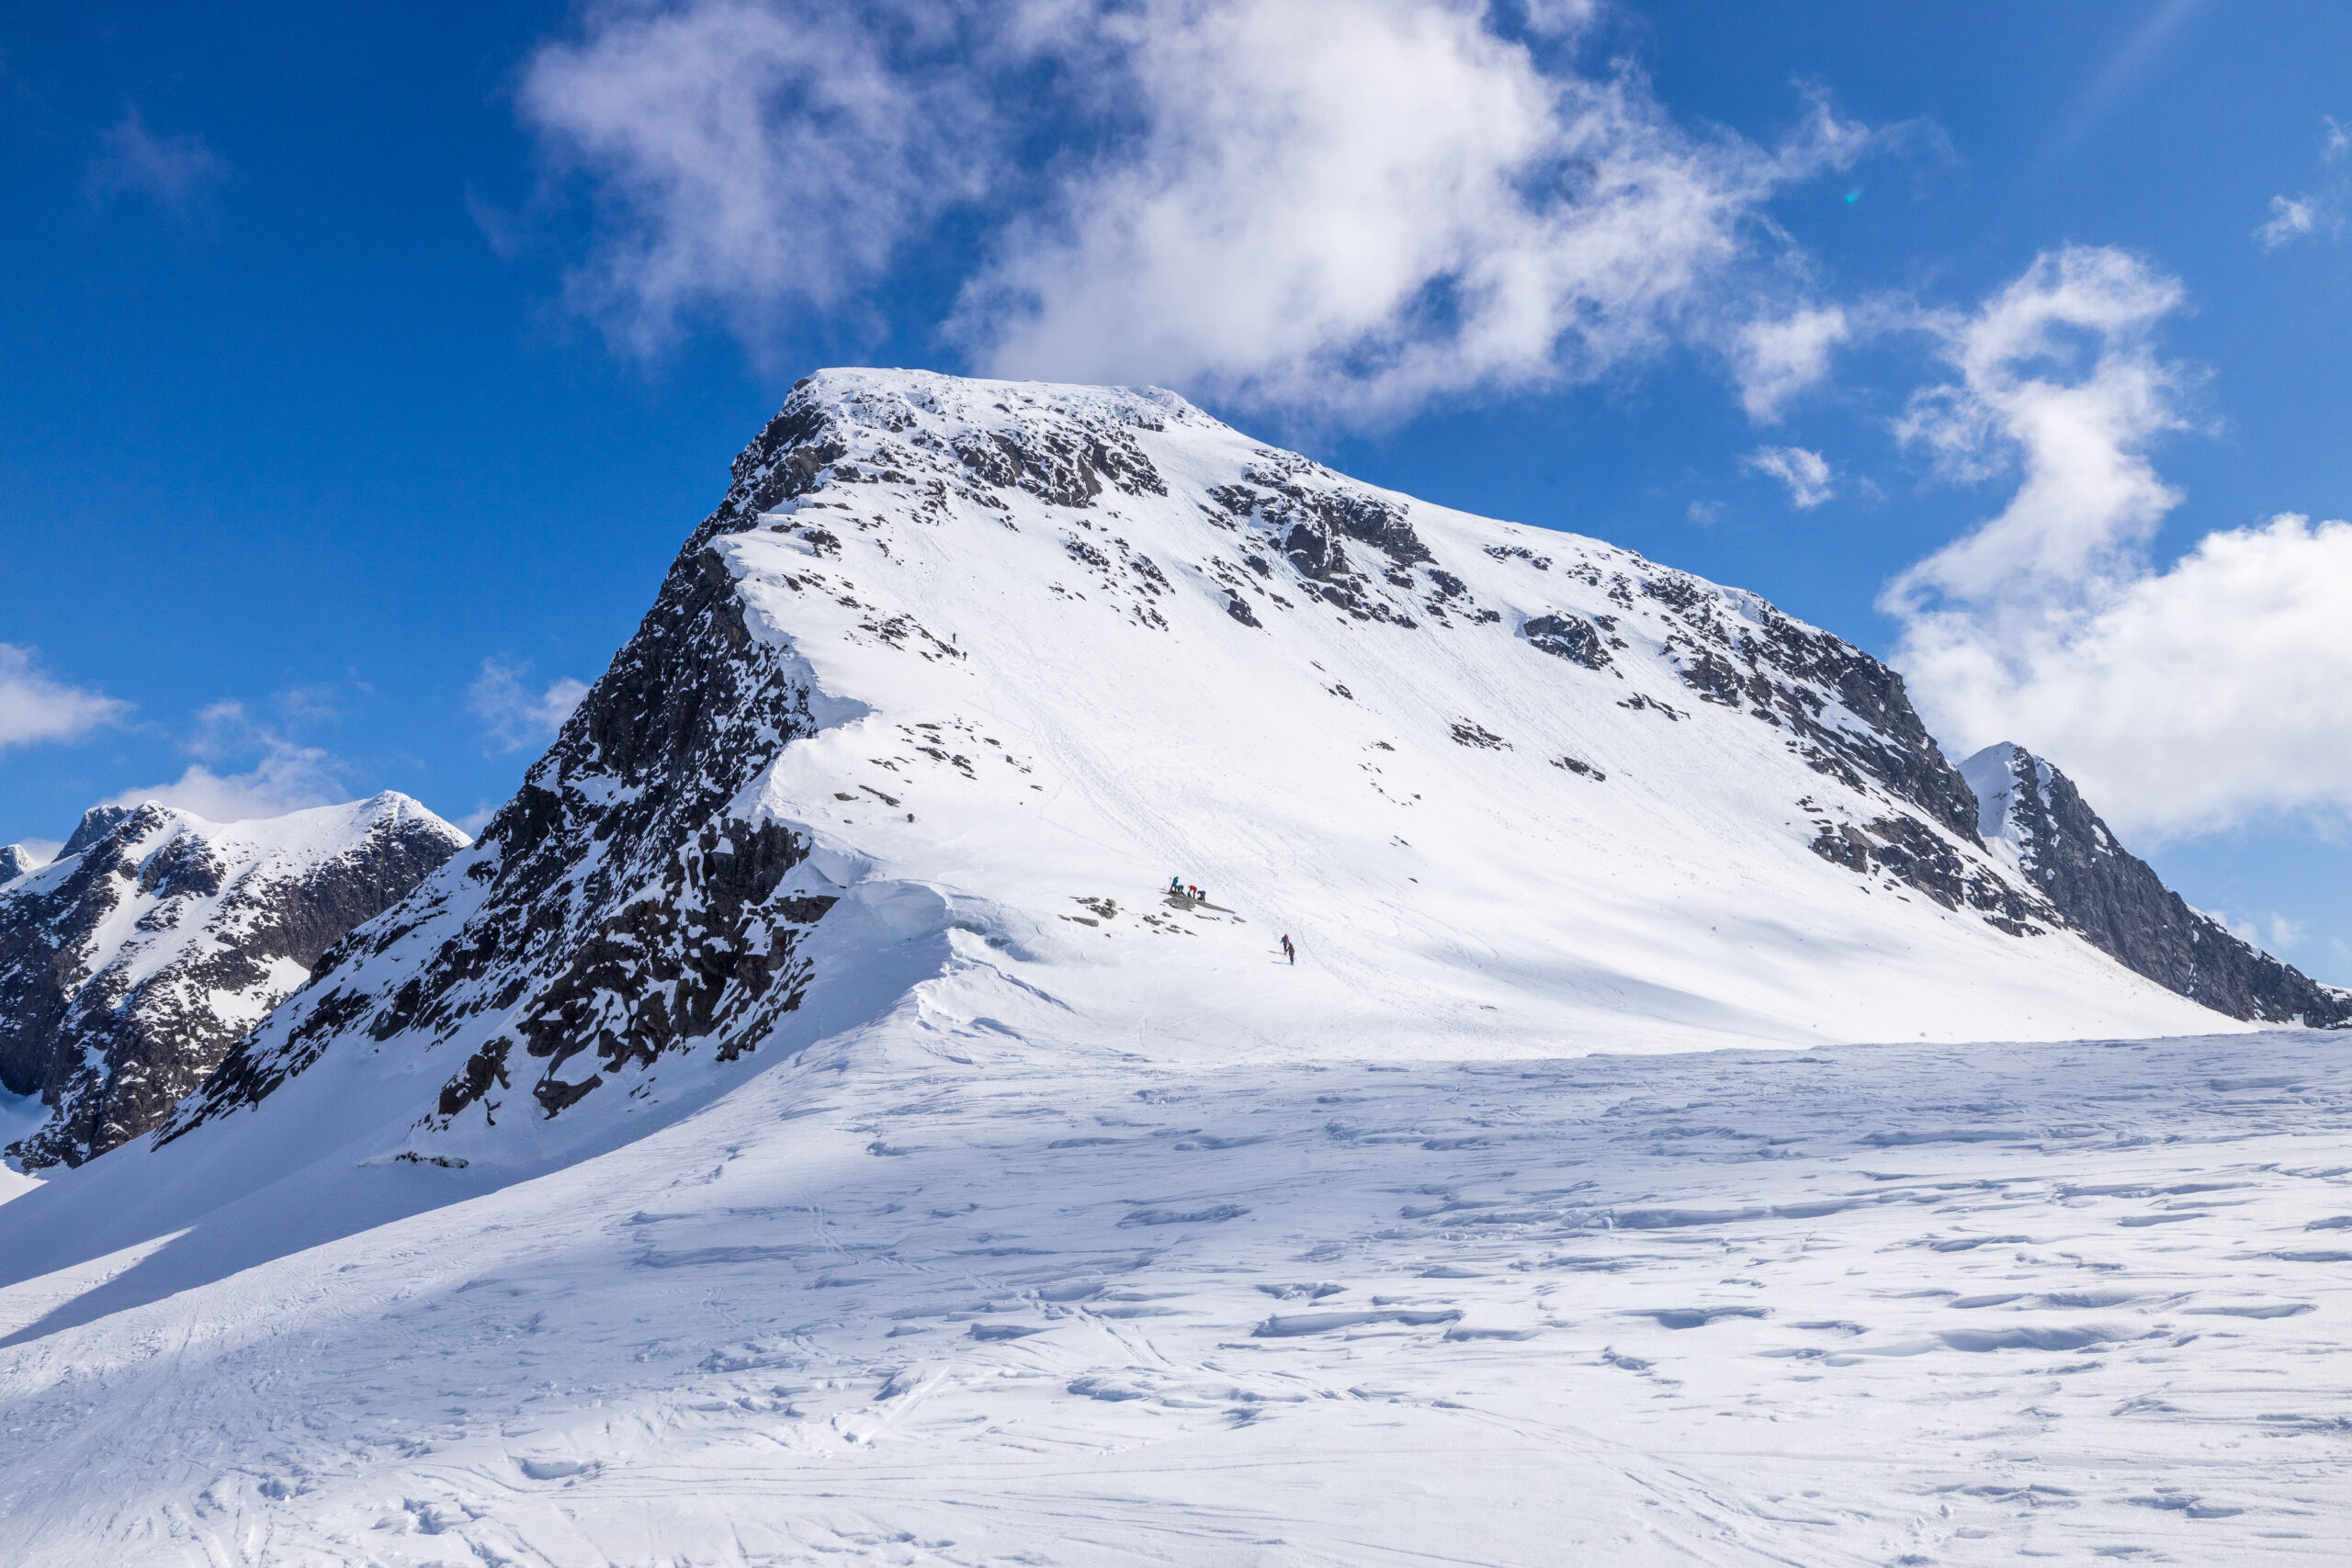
[1960,740,2035,866]
[0,792,467,1168]
[143,368,2291,1185]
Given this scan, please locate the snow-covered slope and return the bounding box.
[1962,743,2350,1026]
[1,370,2342,1567]
[0,843,45,884]
[0,794,466,1168]
[144,370,2243,1181]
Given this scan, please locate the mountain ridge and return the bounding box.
[1962,741,2348,1026]
[150,367,2275,1178]
[0,792,467,1168]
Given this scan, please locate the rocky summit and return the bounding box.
[0,793,466,1168]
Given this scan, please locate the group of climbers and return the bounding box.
[1165,875,1296,964]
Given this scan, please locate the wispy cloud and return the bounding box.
[1730,305,1849,423]
[104,701,346,822]
[518,0,1868,419]
[1884,245,2352,839]
[956,2,1864,418]
[468,659,589,753]
[87,108,227,213]
[6,839,63,871]
[0,644,129,750]
[517,0,988,358]
[2256,194,2319,249]
[1742,445,1836,509]
[2254,114,2352,251]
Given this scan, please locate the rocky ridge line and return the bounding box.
[1962,743,2350,1027]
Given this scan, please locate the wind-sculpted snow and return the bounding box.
[2,1027,2349,1563]
[1964,743,2351,1026]
[0,795,463,1168]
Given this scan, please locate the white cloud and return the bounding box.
[2252,117,2352,252]
[0,644,129,750]
[1731,305,1849,422]
[517,0,1865,417]
[2256,193,2318,250]
[1888,246,2188,604]
[956,0,1863,416]
[87,109,227,211]
[518,0,987,356]
[104,702,346,823]
[1741,445,1836,509]
[468,660,590,753]
[1883,246,2352,838]
[1521,0,1601,33]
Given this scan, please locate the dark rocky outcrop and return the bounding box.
[1962,743,2351,1026]
[1521,613,1613,671]
[0,795,466,1168]
[1634,572,1981,842]
[166,377,886,1145]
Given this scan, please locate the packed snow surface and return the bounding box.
[2,1027,2349,1563]
[0,370,2333,1562]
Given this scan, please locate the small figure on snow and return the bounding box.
[1281,933,1295,964]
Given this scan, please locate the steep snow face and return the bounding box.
[1960,742,2349,1026]
[0,794,467,1168]
[156,369,2245,1180]
[1960,740,2038,870]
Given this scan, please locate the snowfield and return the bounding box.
[1,1022,2347,1563]
[0,371,2341,1563]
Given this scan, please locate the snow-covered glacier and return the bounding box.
[0,370,2343,1565]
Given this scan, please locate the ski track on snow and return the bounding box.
[1,1027,2347,1564]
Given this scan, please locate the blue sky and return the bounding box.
[3,1,2348,980]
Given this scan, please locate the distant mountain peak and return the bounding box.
[0,793,468,1168]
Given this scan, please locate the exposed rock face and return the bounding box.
[0,844,44,884]
[166,386,876,1145]
[1962,743,2350,1026]
[0,795,467,1168]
